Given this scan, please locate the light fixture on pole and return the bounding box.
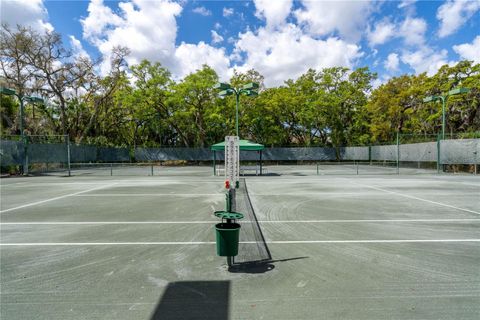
[1,87,45,174]
[214,82,259,137]
[423,87,470,140]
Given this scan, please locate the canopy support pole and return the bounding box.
[213,150,216,176]
[260,150,263,175]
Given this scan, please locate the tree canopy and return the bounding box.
[1,25,479,147]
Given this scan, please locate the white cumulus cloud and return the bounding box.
[384,53,399,71]
[253,0,293,29]
[437,0,480,38]
[211,30,224,44]
[0,0,53,32]
[69,35,90,59]
[223,7,234,17]
[399,17,427,46]
[294,0,374,42]
[175,42,230,80]
[192,6,211,17]
[398,0,417,9]
[80,0,230,79]
[233,23,363,87]
[453,36,480,64]
[367,20,396,47]
[401,47,450,75]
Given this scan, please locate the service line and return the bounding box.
[1,239,479,246]
[74,193,222,197]
[349,180,480,215]
[0,183,118,214]
[1,218,479,225]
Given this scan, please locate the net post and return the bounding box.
[225,192,230,212]
[259,150,263,175]
[316,162,319,175]
[436,133,440,174]
[396,131,400,175]
[110,163,113,176]
[213,150,216,176]
[65,134,71,177]
[225,190,236,212]
[151,164,153,176]
[368,145,372,165]
[23,135,29,175]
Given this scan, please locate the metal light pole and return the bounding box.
[423,87,470,140]
[214,82,259,137]
[1,87,44,174]
[440,95,446,140]
[235,93,240,136]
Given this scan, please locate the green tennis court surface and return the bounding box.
[1,167,479,319]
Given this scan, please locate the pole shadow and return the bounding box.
[150,281,230,320]
[228,256,308,274]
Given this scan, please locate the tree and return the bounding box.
[317,67,376,149]
[116,59,176,147]
[0,24,38,134]
[77,46,130,145]
[170,65,220,147]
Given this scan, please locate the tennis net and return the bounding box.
[234,178,271,264]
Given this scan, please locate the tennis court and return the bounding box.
[1,167,479,319]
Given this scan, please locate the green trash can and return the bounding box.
[215,223,241,257]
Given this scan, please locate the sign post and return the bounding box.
[225,136,239,189]
[213,136,243,268]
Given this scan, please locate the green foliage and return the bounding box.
[368,61,480,143]
[0,95,18,134]
[1,24,480,148]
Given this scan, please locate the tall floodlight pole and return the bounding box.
[423,87,470,140]
[0,87,44,174]
[214,82,259,137]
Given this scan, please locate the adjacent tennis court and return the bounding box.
[1,167,479,319]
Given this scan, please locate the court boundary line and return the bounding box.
[0,183,119,213]
[350,181,480,215]
[0,182,30,188]
[74,193,222,197]
[1,239,479,246]
[1,218,479,225]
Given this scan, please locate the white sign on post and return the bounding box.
[225,136,239,189]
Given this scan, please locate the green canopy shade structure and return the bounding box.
[210,140,264,151]
[211,140,265,175]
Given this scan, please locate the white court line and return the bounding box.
[1,218,479,225]
[74,193,222,197]
[350,181,480,215]
[0,183,118,214]
[261,219,480,223]
[1,239,479,246]
[0,182,30,188]
[0,221,219,225]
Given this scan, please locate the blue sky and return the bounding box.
[2,0,479,86]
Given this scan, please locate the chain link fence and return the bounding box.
[1,134,479,175]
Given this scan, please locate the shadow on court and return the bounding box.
[228,256,309,274]
[241,173,281,176]
[150,281,230,320]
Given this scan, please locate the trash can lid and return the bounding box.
[214,211,244,220]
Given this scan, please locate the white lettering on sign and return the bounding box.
[225,136,239,188]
